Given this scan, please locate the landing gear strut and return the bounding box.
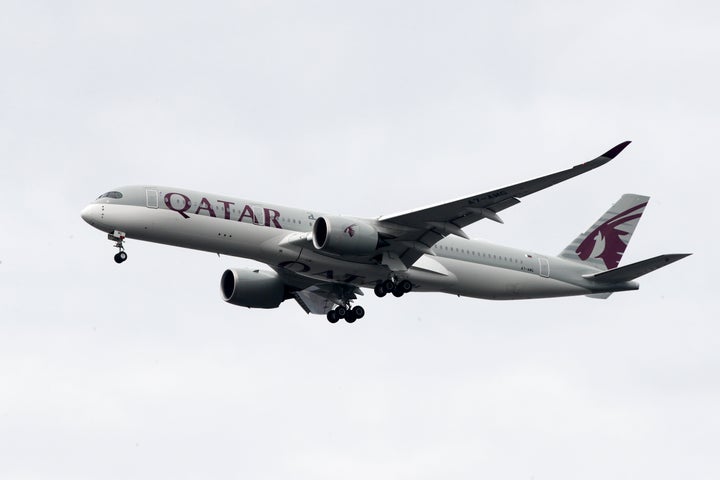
[109,230,128,264]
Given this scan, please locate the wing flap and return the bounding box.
[293,289,337,315]
[273,266,363,315]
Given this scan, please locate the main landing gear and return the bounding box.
[327,305,366,324]
[374,278,413,298]
[108,230,128,264]
[326,278,409,323]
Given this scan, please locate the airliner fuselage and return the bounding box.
[80,142,689,323]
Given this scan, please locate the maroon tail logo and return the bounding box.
[344,224,357,237]
[576,203,647,270]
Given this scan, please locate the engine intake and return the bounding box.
[220,268,286,309]
[312,216,379,255]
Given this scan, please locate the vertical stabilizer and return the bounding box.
[559,194,649,271]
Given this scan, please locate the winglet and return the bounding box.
[601,141,632,159]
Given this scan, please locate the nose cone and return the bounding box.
[81,204,100,226]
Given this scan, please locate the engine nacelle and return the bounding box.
[312,216,379,255]
[220,268,286,309]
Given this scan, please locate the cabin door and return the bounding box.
[539,257,550,278]
[146,189,159,208]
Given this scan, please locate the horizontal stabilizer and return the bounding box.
[585,254,691,284]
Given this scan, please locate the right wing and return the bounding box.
[376,141,632,269]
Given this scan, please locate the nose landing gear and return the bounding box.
[108,230,128,264]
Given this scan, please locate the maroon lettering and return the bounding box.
[195,197,216,217]
[264,208,282,228]
[217,200,235,220]
[238,204,256,223]
[164,192,192,219]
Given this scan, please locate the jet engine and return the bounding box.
[312,216,379,255]
[220,268,286,308]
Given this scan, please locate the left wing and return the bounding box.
[376,141,631,268]
[273,267,363,315]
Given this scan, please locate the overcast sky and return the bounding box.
[1,1,717,479]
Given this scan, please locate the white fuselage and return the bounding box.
[81,186,606,301]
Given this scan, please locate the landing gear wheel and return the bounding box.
[109,230,128,264]
[374,284,387,298]
[327,310,339,323]
[392,288,404,298]
[398,279,412,293]
[335,306,347,318]
[351,306,365,319]
[383,279,395,292]
[345,311,357,323]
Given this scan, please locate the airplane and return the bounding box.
[80,141,690,323]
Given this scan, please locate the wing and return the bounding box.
[376,141,631,268]
[273,267,363,315]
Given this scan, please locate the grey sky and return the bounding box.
[1,1,716,479]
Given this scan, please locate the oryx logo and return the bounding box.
[344,224,357,237]
[576,203,647,270]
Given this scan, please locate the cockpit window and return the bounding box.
[97,191,123,199]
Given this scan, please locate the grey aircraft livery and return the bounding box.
[81,141,690,323]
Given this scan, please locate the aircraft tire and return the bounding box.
[398,280,412,293]
[336,306,347,318]
[114,253,123,264]
[374,284,386,297]
[352,306,365,319]
[392,289,404,298]
[345,312,357,323]
[383,279,395,292]
[327,310,339,323]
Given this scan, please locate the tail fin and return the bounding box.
[559,194,649,271]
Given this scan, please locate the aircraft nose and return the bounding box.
[80,204,99,225]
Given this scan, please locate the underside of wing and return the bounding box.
[376,142,631,268]
[273,267,363,315]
